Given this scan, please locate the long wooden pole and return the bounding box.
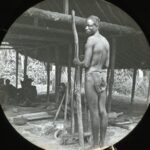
[131,68,137,104]
[16,51,19,88]
[64,0,70,122]
[72,10,84,148]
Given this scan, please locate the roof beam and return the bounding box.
[4,33,71,44]
[25,7,141,35]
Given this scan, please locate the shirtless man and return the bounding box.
[73,15,110,148]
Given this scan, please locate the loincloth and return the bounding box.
[86,70,107,94]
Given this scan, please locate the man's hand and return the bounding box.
[73,58,80,66]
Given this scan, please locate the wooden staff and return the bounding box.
[53,93,65,124]
[72,10,84,148]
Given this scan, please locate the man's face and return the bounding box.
[85,19,98,35]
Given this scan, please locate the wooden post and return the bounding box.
[146,71,150,106]
[63,0,71,124]
[58,66,62,85]
[72,10,84,149]
[63,0,69,14]
[64,83,69,121]
[24,54,28,78]
[107,38,116,113]
[16,51,19,88]
[68,44,75,133]
[55,47,59,101]
[131,68,137,104]
[47,62,50,102]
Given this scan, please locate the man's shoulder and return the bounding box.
[100,35,110,49]
[86,36,95,46]
[100,35,109,43]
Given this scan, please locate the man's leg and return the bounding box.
[98,90,108,147]
[85,77,100,148]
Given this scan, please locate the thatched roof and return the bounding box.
[1,0,150,69]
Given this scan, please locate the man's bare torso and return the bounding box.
[85,34,109,74]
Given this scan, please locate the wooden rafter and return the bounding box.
[72,0,85,17]
[95,0,110,22]
[25,7,141,35]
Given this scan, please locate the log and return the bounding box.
[26,7,140,35]
[13,112,53,122]
[109,122,130,130]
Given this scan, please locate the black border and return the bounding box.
[0,0,149,149]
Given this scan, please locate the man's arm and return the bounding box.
[105,41,110,68]
[74,37,93,68]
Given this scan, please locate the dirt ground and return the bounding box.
[2,94,148,150]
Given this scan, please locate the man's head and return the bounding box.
[85,15,100,35]
[6,79,10,85]
[24,75,29,80]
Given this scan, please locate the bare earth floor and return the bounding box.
[3,94,148,150]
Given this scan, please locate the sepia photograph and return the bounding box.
[0,0,150,150]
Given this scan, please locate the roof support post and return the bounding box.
[47,62,50,102]
[107,38,116,113]
[23,53,28,78]
[131,68,137,104]
[16,51,19,88]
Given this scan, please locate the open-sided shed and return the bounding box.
[1,0,150,148]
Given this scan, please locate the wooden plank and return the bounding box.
[13,112,53,122]
[131,68,137,103]
[26,7,141,35]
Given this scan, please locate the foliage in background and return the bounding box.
[0,50,149,98]
[113,69,133,95]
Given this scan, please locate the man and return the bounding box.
[0,78,8,105]
[5,79,17,103]
[74,15,110,148]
